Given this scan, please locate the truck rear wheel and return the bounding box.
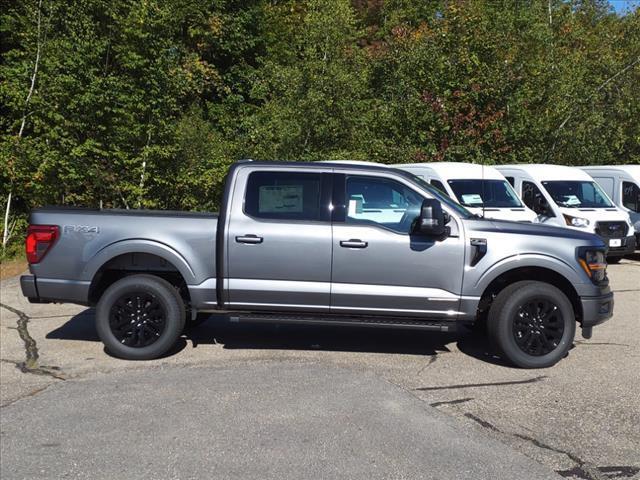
[487,281,575,368]
[95,274,186,360]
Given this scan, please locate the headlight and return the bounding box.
[578,250,607,283]
[564,214,590,228]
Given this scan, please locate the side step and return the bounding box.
[228,312,457,333]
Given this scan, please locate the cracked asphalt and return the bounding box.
[1,257,639,479]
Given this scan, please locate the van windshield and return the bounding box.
[401,173,473,218]
[541,181,613,208]
[447,179,523,208]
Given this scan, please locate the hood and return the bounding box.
[465,218,605,245]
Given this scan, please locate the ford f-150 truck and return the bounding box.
[20,161,614,368]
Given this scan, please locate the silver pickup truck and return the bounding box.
[21,161,614,368]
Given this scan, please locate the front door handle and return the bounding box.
[236,235,263,244]
[340,239,368,249]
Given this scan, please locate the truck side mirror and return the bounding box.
[413,199,446,237]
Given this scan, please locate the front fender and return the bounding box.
[83,239,197,285]
[465,253,590,297]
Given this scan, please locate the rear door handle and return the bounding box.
[236,235,263,244]
[340,239,368,249]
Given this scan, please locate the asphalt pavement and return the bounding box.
[1,257,639,479]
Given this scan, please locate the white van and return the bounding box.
[396,162,537,222]
[581,165,640,250]
[496,164,636,260]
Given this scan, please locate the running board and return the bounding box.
[228,312,457,332]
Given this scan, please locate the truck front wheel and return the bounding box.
[95,274,186,360]
[487,281,575,368]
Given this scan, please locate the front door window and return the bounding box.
[345,176,423,234]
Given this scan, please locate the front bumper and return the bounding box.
[605,235,636,257]
[580,291,614,328]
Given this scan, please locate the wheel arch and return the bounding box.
[87,245,193,305]
[477,266,583,324]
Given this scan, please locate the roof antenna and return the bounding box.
[481,162,486,218]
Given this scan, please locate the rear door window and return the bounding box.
[245,171,323,221]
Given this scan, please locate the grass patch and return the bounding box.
[1,254,27,280]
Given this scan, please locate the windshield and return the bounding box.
[541,181,613,208]
[402,173,473,218]
[447,179,523,208]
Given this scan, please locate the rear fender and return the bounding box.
[83,239,196,285]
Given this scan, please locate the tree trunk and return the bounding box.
[7,0,44,251]
[2,192,12,249]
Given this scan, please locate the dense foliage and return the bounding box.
[1,0,639,255]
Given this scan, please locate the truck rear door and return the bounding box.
[224,166,333,311]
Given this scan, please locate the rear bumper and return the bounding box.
[580,292,614,328]
[20,275,38,299]
[605,235,636,257]
[20,274,90,304]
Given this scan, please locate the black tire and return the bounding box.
[606,256,622,264]
[487,281,575,368]
[96,274,186,360]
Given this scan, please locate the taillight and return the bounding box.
[25,225,59,264]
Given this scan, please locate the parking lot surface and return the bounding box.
[1,257,639,479]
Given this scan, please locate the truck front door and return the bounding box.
[330,173,466,318]
[225,167,333,311]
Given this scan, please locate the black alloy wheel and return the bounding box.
[96,274,185,360]
[109,291,167,347]
[512,298,564,356]
[487,280,575,368]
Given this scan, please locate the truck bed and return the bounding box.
[25,207,218,307]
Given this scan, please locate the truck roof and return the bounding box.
[318,160,388,167]
[495,164,593,182]
[581,165,640,182]
[397,162,506,181]
[234,159,401,175]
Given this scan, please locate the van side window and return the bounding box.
[522,181,544,211]
[345,176,423,234]
[504,176,515,187]
[593,177,614,198]
[622,182,640,213]
[245,171,322,221]
[430,179,449,197]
